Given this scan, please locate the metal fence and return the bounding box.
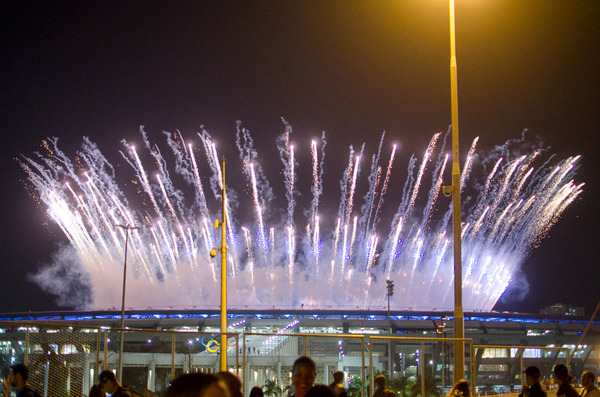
[471,345,570,395]
[0,322,573,397]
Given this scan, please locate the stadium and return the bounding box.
[1,307,598,397]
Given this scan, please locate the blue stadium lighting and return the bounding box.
[65,315,92,321]
[508,318,540,323]
[95,315,121,320]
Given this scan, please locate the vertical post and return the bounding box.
[361,337,366,397]
[368,336,373,397]
[303,335,307,356]
[104,330,108,373]
[470,344,476,397]
[242,334,247,393]
[420,341,425,397]
[25,328,30,364]
[386,280,394,323]
[220,157,228,372]
[387,293,390,321]
[442,339,445,393]
[118,228,129,383]
[171,332,176,380]
[96,331,101,378]
[520,348,525,384]
[448,0,464,381]
[116,224,139,383]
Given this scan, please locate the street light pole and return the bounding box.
[448,0,465,381]
[219,158,228,371]
[116,224,139,384]
[209,158,228,371]
[386,279,394,322]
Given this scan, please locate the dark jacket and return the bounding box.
[557,383,580,397]
[527,382,548,397]
[17,386,42,397]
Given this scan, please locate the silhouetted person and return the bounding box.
[249,386,264,397]
[3,364,41,397]
[554,365,579,397]
[446,379,470,397]
[329,372,347,397]
[165,373,228,397]
[373,375,394,397]
[99,370,130,397]
[580,371,600,397]
[306,385,334,397]
[89,384,104,397]
[216,372,242,397]
[292,357,316,397]
[520,366,547,397]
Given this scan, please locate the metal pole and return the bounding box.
[361,336,366,397]
[104,330,108,373]
[171,332,176,380]
[420,341,425,397]
[448,0,464,381]
[117,224,139,383]
[220,157,228,371]
[387,292,390,321]
[470,343,476,397]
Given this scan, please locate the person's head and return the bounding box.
[166,373,228,397]
[99,370,120,394]
[305,385,334,397]
[375,375,386,389]
[292,357,316,397]
[554,364,570,385]
[9,363,29,389]
[524,366,541,386]
[582,371,596,389]
[249,386,264,397]
[215,372,242,397]
[332,372,344,385]
[447,380,470,397]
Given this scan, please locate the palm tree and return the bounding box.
[347,375,363,397]
[390,375,413,397]
[263,379,282,397]
[282,384,294,397]
[408,374,441,397]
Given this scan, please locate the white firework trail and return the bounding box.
[20,125,583,311]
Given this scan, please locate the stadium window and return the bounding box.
[482,348,508,358]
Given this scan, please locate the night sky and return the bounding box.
[1,1,598,315]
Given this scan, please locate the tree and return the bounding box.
[263,379,282,397]
[347,375,363,397]
[407,374,441,397]
[282,384,294,397]
[389,375,414,397]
